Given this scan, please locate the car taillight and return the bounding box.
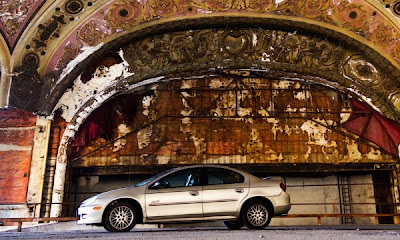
[280,182,286,192]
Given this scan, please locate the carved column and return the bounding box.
[26,117,52,218]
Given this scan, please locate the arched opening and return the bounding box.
[46,24,400,224]
[64,74,398,225]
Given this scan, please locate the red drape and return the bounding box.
[343,99,400,156]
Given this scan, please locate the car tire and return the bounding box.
[104,202,138,232]
[242,199,272,230]
[222,219,244,230]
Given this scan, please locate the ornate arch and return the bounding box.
[49,26,400,217]
[14,0,400,73]
[8,0,400,117]
[11,1,399,217]
[35,17,400,118]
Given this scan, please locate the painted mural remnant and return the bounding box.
[69,77,394,167]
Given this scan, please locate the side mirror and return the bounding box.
[150,180,170,189]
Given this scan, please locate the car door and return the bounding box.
[145,167,203,221]
[202,167,249,217]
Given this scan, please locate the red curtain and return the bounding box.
[343,99,400,156]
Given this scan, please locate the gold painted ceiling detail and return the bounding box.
[0,0,44,49]
[380,0,400,17]
[12,0,400,75]
[5,0,400,119]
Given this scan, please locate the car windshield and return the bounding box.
[134,168,176,187]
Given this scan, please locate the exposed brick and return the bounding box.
[0,134,31,202]
[0,109,36,128]
[0,129,35,146]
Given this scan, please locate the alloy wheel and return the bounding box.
[246,204,268,226]
[109,205,134,230]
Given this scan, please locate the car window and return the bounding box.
[206,167,244,185]
[152,168,201,188]
[135,168,175,187]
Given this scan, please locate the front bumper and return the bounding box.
[77,205,104,225]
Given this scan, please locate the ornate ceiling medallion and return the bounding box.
[65,0,85,15]
[22,52,40,68]
[391,1,400,17]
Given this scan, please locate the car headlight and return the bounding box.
[81,195,98,207]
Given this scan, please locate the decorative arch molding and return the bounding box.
[38,18,400,118]
[8,0,400,116]
[120,27,400,118]
[49,26,400,217]
[13,0,400,74]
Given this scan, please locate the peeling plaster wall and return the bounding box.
[71,77,394,167]
[50,50,135,217]
[55,56,132,122]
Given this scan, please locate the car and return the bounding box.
[77,165,290,232]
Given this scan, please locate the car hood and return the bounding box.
[95,185,141,199]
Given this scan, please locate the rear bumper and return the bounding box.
[274,204,291,216]
[271,192,291,216]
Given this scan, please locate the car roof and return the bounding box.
[164,165,263,182]
[167,165,255,177]
[172,164,241,171]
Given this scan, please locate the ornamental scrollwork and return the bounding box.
[120,28,396,117]
[46,0,400,78]
[104,0,372,35]
[123,28,350,74]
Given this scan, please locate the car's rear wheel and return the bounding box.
[222,219,244,230]
[242,200,272,230]
[104,202,138,232]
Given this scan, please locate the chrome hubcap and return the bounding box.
[247,204,268,226]
[109,206,134,230]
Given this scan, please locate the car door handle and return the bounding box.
[189,191,199,196]
[235,188,244,193]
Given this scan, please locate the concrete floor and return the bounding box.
[1,224,400,240]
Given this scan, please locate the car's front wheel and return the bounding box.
[242,200,272,230]
[222,219,244,230]
[104,202,138,232]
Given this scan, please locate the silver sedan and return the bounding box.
[77,165,291,232]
